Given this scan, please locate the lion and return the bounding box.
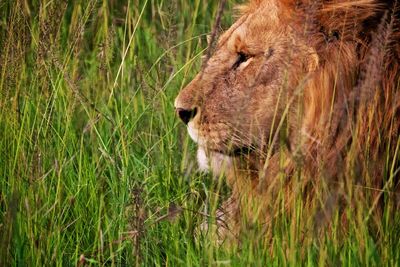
[175,0,400,243]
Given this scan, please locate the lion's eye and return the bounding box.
[232,52,250,69]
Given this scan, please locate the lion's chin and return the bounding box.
[196,146,233,177]
[196,147,210,172]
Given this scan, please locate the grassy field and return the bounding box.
[0,0,399,266]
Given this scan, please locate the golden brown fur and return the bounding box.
[175,0,400,242]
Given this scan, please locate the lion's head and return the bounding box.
[174,1,312,164]
[175,0,399,182]
[175,0,400,239]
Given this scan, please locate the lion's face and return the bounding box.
[175,1,314,165]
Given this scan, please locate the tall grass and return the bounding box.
[0,0,399,266]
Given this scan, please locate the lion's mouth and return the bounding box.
[231,146,254,156]
[208,146,254,157]
[187,120,259,159]
[187,123,255,157]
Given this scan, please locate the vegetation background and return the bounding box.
[0,0,399,266]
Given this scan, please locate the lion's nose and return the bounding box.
[176,107,197,125]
